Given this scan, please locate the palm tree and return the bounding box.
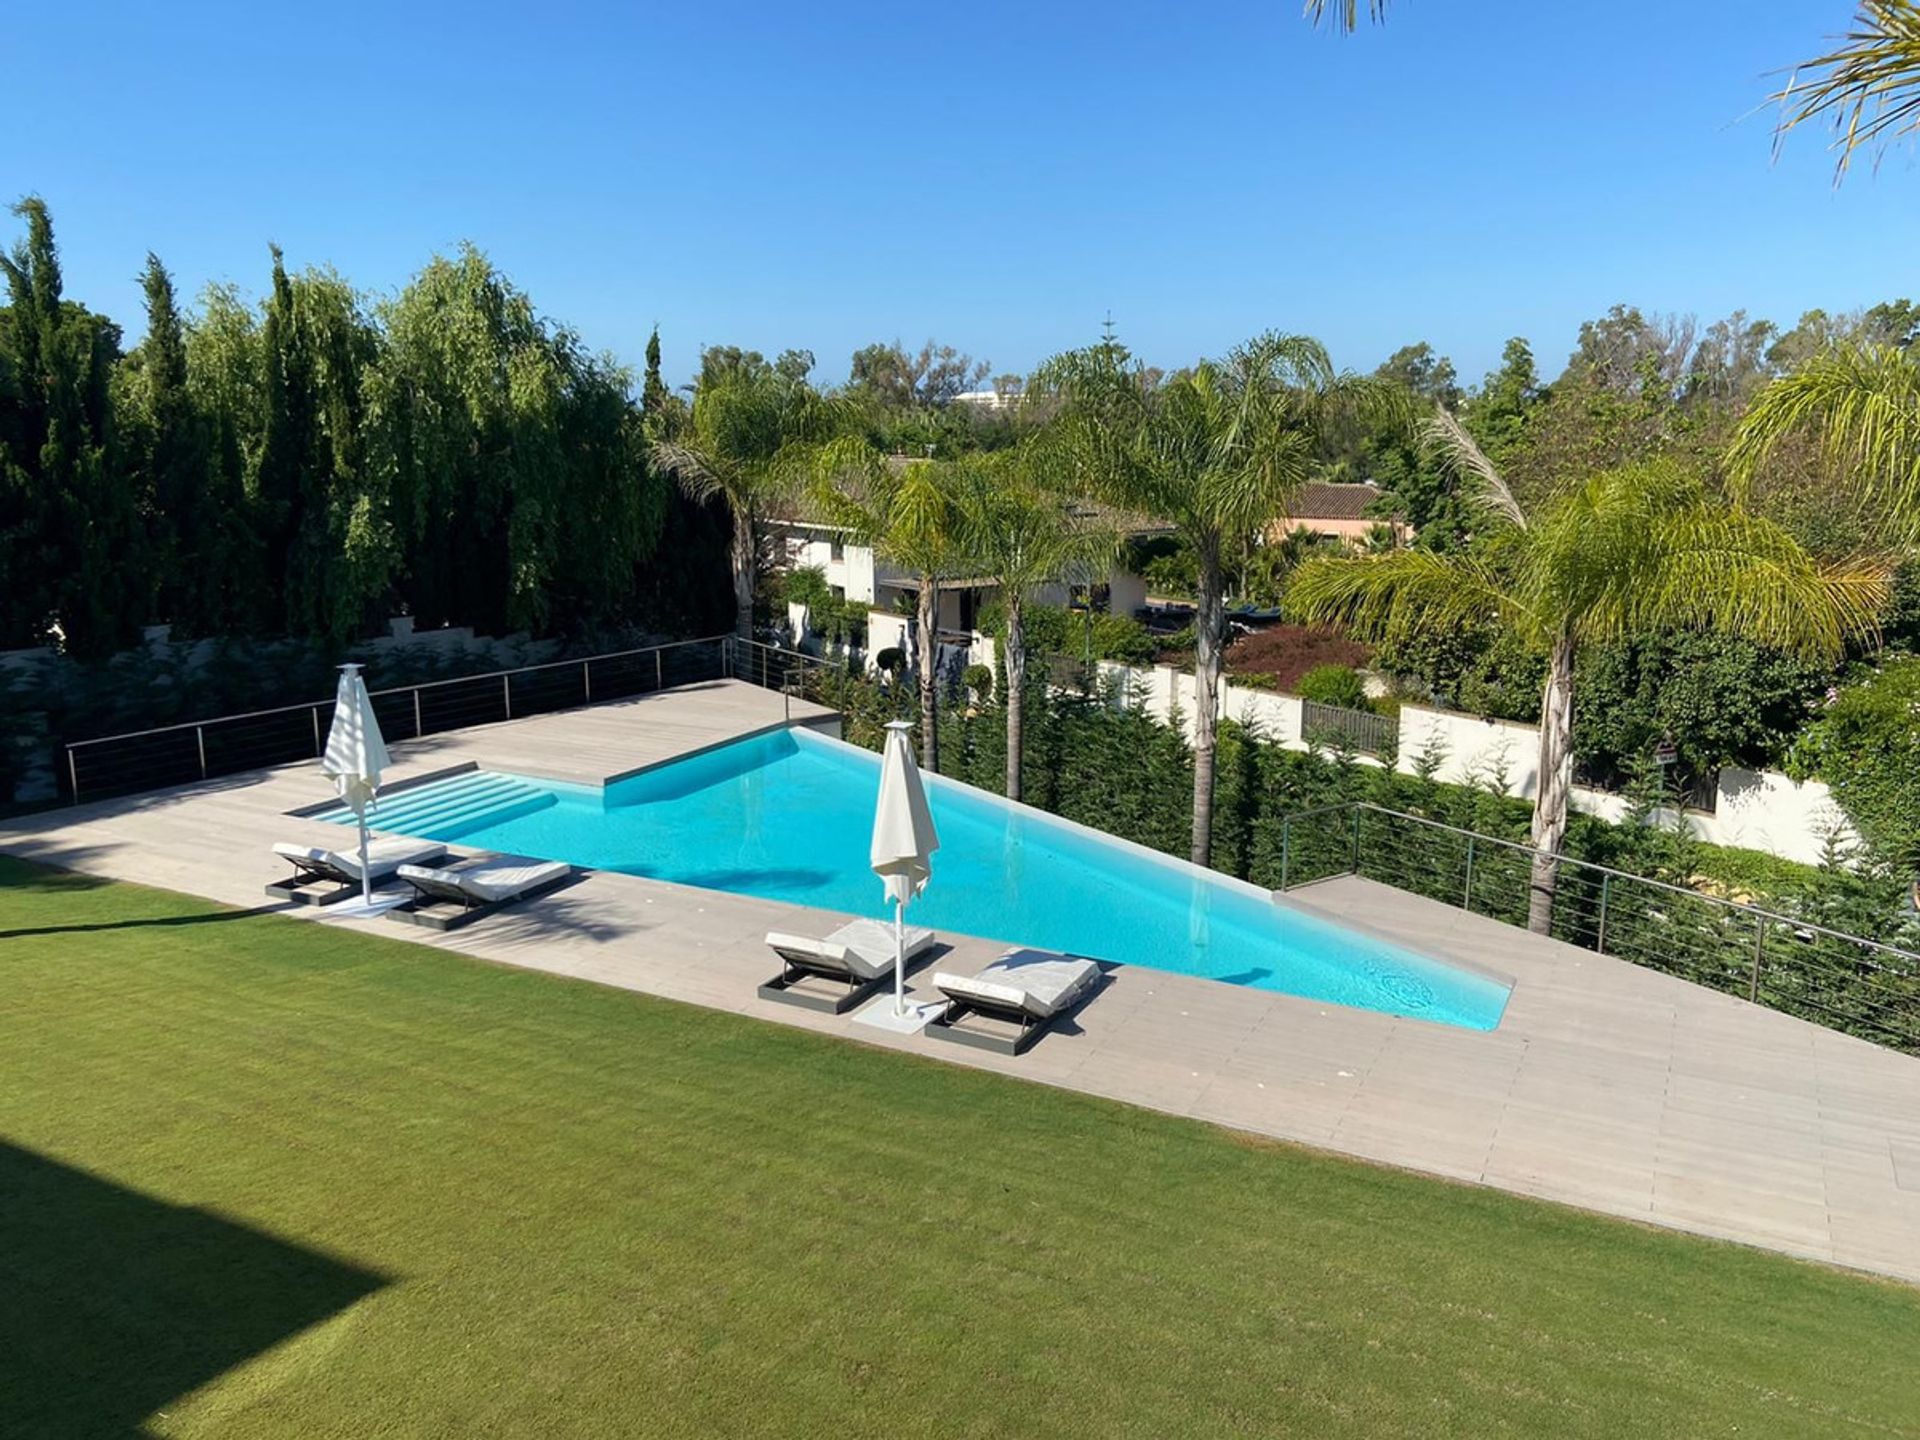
[1309,0,1920,181]
[947,445,1119,802]
[1728,342,1920,536]
[808,443,966,772]
[650,365,838,642]
[1041,331,1402,867]
[1289,414,1890,933]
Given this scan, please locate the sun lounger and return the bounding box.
[385,855,575,930]
[758,918,937,1014]
[926,948,1104,1055]
[268,838,448,905]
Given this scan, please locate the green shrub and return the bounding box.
[875,647,905,677]
[780,566,832,608]
[1573,632,1827,786]
[1296,664,1370,711]
[1787,658,1920,874]
[963,664,994,702]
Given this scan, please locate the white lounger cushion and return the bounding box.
[765,919,935,982]
[934,949,1100,1019]
[273,838,446,881]
[397,858,570,904]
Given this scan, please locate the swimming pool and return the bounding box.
[325,727,1510,1029]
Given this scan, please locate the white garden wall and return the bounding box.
[1394,703,1853,866]
[1067,667,1851,868]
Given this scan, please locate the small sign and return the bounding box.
[1652,738,1678,767]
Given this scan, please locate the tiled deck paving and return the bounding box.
[5,679,1918,1283]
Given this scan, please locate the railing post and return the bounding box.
[582,659,592,704]
[196,725,208,780]
[1463,834,1475,912]
[1597,873,1611,955]
[1349,807,1361,876]
[68,748,79,805]
[1280,816,1291,892]
[414,688,424,738]
[656,648,664,691]
[313,705,323,755]
[1750,912,1765,1003]
[502,673,512,720]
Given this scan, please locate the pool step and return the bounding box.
[325,772,554,841]
[366,775,532,831]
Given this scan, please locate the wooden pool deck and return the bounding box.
[4,679,1918,1286]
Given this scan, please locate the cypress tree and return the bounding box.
[642,324,670,417]
[0,198,136,656]
[132,253,207,629]
[253,243,310,634]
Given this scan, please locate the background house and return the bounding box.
[1266,481,1409,548]
[766,502,1166,675]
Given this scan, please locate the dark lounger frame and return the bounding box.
[926,968,1107,1056]
[385,867,575,932]
[757,942,937,1016]
[265,855,370,907]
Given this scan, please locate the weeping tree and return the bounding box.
[1289,412,1890,933]
[366,246,659,636]
[809,445,966,771]
[947,443,1118,801]
[651,361,839,642]
[1040,330,1402,867]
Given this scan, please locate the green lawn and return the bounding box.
[3,858,1918,1438]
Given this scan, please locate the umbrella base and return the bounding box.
[314,894,407,922]
[849,994,945,1034]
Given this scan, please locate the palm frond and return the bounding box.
[1726,343,1920,535]
[1541,462,1891,663]
[1303,0,1391,32]
[1286,549,1533,647]
[1424,406,1527,530]
[1773,1,1920,181]
[649,440,728,505]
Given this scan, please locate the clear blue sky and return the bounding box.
[8,1,1915,390]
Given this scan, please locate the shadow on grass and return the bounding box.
[0,907,275,941]
[0,1141,390,1437]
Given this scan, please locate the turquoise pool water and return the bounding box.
[328,728,1510,1029]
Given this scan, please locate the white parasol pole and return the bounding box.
[894,896,907,1016]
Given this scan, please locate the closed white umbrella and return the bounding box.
[320,663,392,906]
[870,719,939,1016]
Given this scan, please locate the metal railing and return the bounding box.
[1276,800,1920,1054]
[1300,699,1398,759]
[728,637,860,722]
[64,636,734,803]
